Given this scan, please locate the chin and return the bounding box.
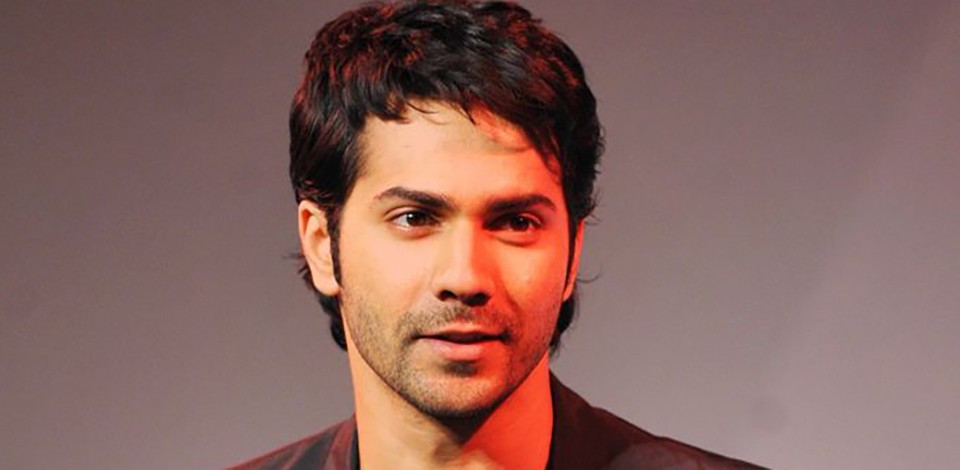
[398,371,513,421]
[407,393,503,421]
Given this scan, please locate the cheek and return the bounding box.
[501,245,569,308]
[338,230,430,306]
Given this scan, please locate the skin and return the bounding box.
[300,102,583,469]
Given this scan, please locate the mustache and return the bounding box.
[397,304,513,341]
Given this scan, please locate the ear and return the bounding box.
[562,220,585,301]
[298,200,341,297]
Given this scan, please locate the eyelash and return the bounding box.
[491,214,541,232]
[389,210,438,229]
[388,210,542,233]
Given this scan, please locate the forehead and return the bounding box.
[353,102,563,196]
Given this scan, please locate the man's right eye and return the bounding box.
[389,210,436,229]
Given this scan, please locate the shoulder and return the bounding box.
[225,417,356,470]
[550,375,768,470]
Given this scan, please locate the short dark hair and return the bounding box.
[290,0,602,352]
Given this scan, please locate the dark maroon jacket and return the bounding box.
[228,375,766,469]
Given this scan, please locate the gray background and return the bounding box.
[2,1,958,468]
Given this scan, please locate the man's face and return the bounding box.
[304,102,580,418]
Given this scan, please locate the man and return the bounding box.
[232,1,765,468]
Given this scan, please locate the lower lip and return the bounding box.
[419,337,501,362]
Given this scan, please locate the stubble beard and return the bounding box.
[342,290,557,422]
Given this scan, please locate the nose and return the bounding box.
[431,222,495,307]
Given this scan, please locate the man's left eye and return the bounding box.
[496,214,540,232]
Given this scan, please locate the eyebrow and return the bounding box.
[488,194,557,214]
[373,186,557,214]
[374,187,454,212]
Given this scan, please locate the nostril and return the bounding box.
[438,289,457,301]
[461,292,490,307]
[437,290,490,306]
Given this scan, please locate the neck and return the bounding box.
[348,354,553,470]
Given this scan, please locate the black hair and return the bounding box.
[290,0,602,351]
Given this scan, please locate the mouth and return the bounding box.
[415,328,507,361]
[421,331,505,344]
